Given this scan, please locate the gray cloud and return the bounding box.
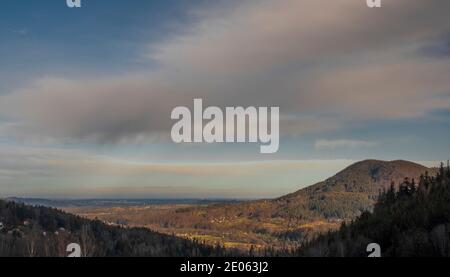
[420,33,450,58]
[1,0,450,143]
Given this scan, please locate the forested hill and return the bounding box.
[0,200,233,257]
[297,163,450,257]
[284,159,432,198]
[275,159,433,220]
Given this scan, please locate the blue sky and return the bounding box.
[0,0,449,198]
[0,0,207,91]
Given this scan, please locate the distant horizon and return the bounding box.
[0,194,278,201]
[0,158,442,199]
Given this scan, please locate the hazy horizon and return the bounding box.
[0,159,441,199]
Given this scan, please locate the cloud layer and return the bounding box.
[0,145,357,198]
[1,0,450,144]
[315,139,377,150]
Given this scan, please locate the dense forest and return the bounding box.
[0,200,236,257]
[296,163,450,257]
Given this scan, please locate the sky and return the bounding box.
[0,0,450,199]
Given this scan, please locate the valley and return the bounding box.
[65,160,434,250]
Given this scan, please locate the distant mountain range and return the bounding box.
[4,198,242,208]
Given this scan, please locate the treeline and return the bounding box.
[0,200,238,257]
[295,163,450,257]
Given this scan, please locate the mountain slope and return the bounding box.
[274,159,434,219]
[298,164,450,257]
[286,159,431,197]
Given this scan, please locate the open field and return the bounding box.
[66,204,339,250]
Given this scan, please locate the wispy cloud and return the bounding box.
[315,139,377,150]
[0,145,359,198]
[12,29,28,36]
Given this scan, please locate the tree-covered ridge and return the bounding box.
[297,163,450,257]
[276,160,433,220]
[0,200,235,257]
